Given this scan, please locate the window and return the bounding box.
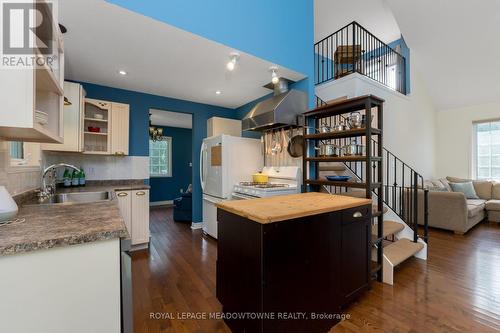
[10,141,24,160]
[149,137,172,177]
[474,120,500,180]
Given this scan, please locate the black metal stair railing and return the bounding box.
[314,21,407,95]
[314,96,429,244]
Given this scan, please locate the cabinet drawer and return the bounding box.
[341,205,370,225]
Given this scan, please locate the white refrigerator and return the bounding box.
[200,135,263,238]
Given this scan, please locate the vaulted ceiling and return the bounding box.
[386,0,500,110]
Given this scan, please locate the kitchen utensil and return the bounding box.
[325,175,351,182]
[88,126,100,133]
[287,135,304,158]
[0,186,18,223]
[331,123,348,132]
[343,140,358,156]
[252,173,269,183]
[347,111,362,129]
[318,121,332,133]
[316,144,341,157]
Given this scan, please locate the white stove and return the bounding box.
[232,166,301,199]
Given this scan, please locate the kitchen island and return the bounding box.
[216,192,372,333]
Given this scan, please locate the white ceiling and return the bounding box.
[314,0,401,43]
[150,109,192,129]
[59,0,305,109]
[386,0,500,110]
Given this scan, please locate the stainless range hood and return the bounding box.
[242,79,307,131]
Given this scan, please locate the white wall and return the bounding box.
[435,102,500,179]
[316,59,437,179]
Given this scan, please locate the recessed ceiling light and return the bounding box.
[118,70,127,75]
[215,90,222,95]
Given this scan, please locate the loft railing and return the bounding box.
[314,97,428,243]
[314,21,407,94]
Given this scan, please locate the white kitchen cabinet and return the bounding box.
[83,98,111,154]
[110,102,130,155]
[115,189,150,247]
[116,191,132,235]
[42,82,85,152]
[0,239,121,333]
[0,1,64,143]
[207,117,242,137]
[131,190,150,245]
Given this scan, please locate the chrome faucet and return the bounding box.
[40,163,81,199]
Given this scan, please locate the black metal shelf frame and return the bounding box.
[303,94,385,282]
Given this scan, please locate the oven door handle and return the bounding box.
[231,192,258,200]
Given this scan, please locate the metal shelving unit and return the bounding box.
[302,94,385,281]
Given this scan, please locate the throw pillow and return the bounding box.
[449,182,480,199]
[438,178,452,192]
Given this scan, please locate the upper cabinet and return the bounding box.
[41,81,84,152]
[83,99,112,154]
[207,117,242,137]
[110,102,130,156]
[0,0,64,143]
[43,85,130,156]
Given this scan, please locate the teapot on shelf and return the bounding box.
[347,111,362,129]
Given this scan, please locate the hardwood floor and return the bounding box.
[132,207,500,332]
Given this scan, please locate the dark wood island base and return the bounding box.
[216,193,372,333]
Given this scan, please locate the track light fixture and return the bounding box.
[226,52,240,71]
[270,66,280,84]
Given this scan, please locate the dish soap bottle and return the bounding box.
[63,169,71,187]
[79,168,86,186]
[71,169,79,187]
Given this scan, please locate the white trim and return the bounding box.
[190,222,203,230]
[316,72,410,101]
[149,200,173,207]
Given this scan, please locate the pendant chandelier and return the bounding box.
[149,113,164,141]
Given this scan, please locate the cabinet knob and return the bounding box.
[117,192,128,197]
[136,191,146,196]
[353,211,363,218]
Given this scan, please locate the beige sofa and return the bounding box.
[416,177,500,234]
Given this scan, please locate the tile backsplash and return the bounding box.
[0,140,41,196]
[43,152,149,181]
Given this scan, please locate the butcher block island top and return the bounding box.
[216,192,372,224]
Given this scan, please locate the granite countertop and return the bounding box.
[217,192,372,224]
[0,180,149,256]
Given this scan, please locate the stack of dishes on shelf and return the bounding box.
[35,110,48,126]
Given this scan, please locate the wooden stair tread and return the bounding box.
[371,220,405,238]
[384,238,424,266]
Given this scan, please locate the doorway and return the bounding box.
[148,109,193,223]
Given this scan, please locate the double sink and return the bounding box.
[32,191,113,205]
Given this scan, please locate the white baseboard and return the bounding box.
[149,200,173,207]
[191,222,203,230]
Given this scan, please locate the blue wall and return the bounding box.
[150,126,192,203]
[107,0,315,108]
[77,81,238,223]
